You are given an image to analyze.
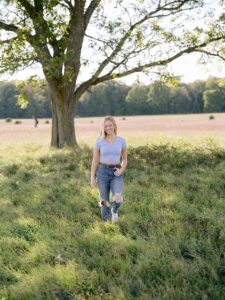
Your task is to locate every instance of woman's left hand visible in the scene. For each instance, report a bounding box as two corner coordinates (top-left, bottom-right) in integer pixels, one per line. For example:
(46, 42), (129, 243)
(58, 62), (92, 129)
(114, 168), (123, 176)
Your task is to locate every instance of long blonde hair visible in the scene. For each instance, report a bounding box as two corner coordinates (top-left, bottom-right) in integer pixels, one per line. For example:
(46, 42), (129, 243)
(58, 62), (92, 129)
(100, 116), (117, 138)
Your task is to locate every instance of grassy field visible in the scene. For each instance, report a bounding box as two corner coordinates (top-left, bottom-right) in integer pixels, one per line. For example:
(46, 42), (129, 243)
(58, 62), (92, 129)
(0, 114), (225, 299)
(1, 113), (225, 146)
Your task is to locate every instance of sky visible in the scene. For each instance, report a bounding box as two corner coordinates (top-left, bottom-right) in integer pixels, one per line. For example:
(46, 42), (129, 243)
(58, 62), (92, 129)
(167, 53), (225, 83)
(120, 53), (225, 85)
(1, 0), (224, 85)
(1, 47), (224, 86)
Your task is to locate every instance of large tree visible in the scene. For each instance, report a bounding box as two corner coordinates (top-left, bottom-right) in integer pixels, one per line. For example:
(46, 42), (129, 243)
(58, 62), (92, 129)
(0, 0), (224, 147)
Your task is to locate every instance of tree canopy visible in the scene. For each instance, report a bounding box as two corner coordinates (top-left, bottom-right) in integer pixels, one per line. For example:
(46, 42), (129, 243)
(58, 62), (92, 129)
(0, 0), (225, 147)
(1, 77), (225, 118)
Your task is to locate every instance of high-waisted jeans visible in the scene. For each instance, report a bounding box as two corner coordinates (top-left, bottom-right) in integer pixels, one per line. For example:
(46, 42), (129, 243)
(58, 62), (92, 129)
(96, 164), (123, 221)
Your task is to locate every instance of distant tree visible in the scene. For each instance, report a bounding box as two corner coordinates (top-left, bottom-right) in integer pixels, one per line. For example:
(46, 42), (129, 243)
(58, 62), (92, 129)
(203, 81), (225, 112)
(170, 85), (192, 114)
(19, 82), (51, 118)
(205, 77), (221, 90)
(78, 81), (130, 116)
(1, 0), (224, 147)
(0, 80), (51, 118)
(186, 80), (205, 113)
(125, 83), (150, 115)
(147, 81), (171, 114)
(203, 89), (224, 112)
(0, 82), (19, 118)
(2, 77), (225, 118)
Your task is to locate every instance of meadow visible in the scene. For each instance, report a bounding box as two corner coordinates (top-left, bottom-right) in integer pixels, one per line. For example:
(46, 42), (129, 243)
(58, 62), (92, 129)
(0, 114), (225, 299)
(1, 113), (225, 146)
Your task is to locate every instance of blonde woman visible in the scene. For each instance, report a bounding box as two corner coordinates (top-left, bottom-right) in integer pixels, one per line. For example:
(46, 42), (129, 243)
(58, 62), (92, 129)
(91, 116), (127, 223)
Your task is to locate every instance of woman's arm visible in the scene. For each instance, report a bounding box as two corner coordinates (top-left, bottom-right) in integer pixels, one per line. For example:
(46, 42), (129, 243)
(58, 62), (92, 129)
(114, 147), (127, 176)
(91, 148), (100, 188)
(121, 147), (127, 172)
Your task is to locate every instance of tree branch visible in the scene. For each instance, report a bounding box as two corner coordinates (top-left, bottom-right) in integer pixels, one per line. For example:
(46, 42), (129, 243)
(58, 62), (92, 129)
(195, 49), (225, 62)
(84, 33), (114, 51)
(96, 37), (225, 83)
(64, 0), (74, 12)
(0, 21), (18, 32)
(0, 53), (38, 74)
(87, 0), (200, 83)
(74, 36), (225, 99)
(17, 0), (35, 19)
(17, 0), (61, 61)
(63, 1), (86, 90)
(84, 0), (101, 30)
(0, 37), (18, 44)
(159, 0), (199, 11)
(34, 0), (44, 15)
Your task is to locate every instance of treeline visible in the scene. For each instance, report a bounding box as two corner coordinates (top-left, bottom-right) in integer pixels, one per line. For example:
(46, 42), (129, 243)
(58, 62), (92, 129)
(0, 81), (51, 118)
(0, 77), (225, 118)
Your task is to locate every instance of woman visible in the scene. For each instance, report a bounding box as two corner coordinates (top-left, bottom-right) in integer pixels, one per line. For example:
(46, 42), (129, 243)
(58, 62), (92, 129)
(91, 116), (127, 223)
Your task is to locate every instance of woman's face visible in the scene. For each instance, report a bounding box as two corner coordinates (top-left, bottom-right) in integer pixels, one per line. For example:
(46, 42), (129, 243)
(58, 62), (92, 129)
(104, 120), (115, 136)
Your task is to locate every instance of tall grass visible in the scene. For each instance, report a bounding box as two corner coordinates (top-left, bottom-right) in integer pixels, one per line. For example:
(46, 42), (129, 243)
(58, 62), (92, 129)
(0, 140), (225, 299)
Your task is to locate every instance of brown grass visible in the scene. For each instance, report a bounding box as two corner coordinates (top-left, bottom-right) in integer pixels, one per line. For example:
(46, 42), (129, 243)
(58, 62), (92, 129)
(1, 113), (225, 146)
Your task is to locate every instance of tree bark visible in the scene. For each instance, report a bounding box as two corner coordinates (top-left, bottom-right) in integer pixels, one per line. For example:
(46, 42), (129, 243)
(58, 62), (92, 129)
(50, 86), (77, 148)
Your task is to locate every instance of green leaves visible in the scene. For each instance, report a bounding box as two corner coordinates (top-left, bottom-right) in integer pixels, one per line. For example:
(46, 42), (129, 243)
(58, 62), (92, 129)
(16, 76), (48, 110)
(159, 72), (181, 88)
(135, 25), (143, 47)
(17, 93), (29, 109)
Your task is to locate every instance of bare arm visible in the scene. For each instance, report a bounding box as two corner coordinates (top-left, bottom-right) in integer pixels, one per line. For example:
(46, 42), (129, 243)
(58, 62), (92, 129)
(91, 148), (100, 188)
(114, 147), (128, 176)
(121, 147), (128, 172)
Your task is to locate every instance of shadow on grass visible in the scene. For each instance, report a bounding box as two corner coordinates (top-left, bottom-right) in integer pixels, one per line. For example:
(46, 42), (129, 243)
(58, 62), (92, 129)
(0, 143), (225, 299)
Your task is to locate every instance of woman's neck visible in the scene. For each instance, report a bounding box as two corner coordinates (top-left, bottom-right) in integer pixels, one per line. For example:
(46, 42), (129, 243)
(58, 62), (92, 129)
(105, 133), (116, 140)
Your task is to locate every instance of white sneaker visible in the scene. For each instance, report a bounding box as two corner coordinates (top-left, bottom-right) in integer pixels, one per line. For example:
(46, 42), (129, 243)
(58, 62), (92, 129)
(111, 208), (119, 223)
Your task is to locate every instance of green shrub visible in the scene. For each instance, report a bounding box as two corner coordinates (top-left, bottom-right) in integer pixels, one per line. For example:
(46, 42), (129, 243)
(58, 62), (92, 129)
(3, 163), (20, 176)
(0, 267), (18, 284)
(0, 237), (29, 266)
(14, 120), (22, 124)
(11, 219), (40, 243)
(5, 118), (12, 122)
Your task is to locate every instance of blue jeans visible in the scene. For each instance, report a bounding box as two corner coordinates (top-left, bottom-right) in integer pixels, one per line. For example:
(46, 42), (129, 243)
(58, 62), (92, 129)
(96, 165), (123, 221)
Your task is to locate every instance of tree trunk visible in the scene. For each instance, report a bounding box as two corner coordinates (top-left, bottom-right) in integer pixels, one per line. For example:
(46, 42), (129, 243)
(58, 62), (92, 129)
(50, 87), (77, 148)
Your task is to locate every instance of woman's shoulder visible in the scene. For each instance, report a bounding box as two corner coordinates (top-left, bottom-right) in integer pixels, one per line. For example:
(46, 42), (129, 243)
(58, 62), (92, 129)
(116, 136), (127, 146)
(117, 136), (126, 141)
(94, 137), (104, 148)
(95, 137), (104, 143)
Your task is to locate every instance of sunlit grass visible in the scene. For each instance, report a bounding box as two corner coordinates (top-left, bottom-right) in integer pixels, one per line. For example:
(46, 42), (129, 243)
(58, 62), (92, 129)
(0, 137), (225, 299)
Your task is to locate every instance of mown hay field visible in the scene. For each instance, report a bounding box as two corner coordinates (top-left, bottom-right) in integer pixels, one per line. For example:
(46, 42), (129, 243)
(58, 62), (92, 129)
(0, 114), (225, 299)
(1, 113), (225, 147)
